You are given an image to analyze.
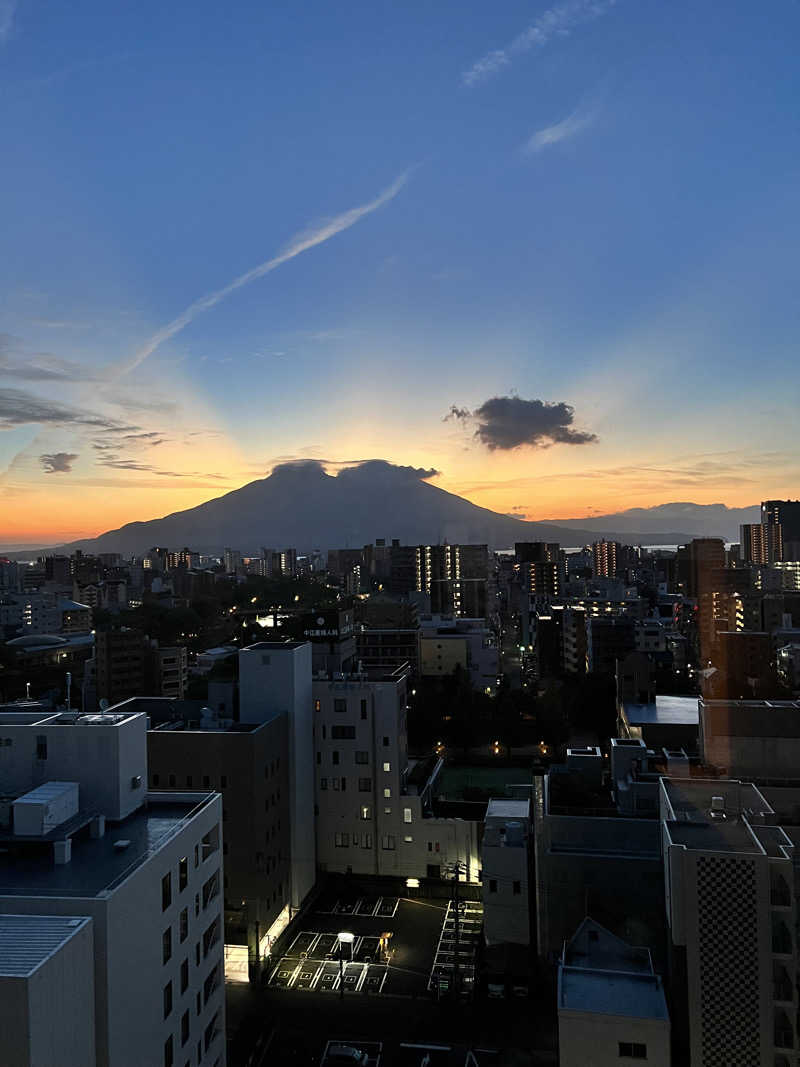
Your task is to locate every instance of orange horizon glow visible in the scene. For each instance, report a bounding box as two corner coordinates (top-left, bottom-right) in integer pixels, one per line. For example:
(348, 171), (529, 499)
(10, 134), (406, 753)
(0, 467), (773, 547)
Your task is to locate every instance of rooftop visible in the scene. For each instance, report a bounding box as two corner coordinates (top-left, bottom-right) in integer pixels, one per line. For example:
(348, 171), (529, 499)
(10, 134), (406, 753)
(560, 969), (670, 1020)
(623, 694), (699, 726)
(662, 778), (771, 854)
(559, 919), (667, 1020)
(486, 798), (530, 821)
(0, 793), (216, 899)
(699, 697), (800, 711)
(242, 640), (307, 651)
(0, 709), (142, 729)
(0, 914), (92, 977)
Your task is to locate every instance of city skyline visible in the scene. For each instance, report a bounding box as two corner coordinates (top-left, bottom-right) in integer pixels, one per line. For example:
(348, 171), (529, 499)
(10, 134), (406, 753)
(2, 0), (800, 543)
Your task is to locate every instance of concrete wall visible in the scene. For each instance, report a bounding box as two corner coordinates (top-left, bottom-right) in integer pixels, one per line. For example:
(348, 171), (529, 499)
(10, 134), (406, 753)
(482, 804), (531, 946)
(27, 919), (96, 1067)
(238, 643), (315, 911)
(0, 974), (33, 1067)
(147, 718), (291, 930)
(0, 712), (147, 820)
(663, 841), (777, 1067)
(104, 796), (225, 1067)
(533, 782), (664, 961)
(558, 1011), (670, 1067)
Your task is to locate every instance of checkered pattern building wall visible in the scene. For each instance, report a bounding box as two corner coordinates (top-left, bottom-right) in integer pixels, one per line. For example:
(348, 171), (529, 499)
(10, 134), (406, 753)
(696, 855), (761, 1066)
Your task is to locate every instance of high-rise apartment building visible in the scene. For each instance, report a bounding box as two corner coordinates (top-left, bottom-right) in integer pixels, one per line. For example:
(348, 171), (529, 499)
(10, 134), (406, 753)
(586, 616), (637, 675)
(741, 523), (783, 565)
(223, 548), (242, 575)
(676, 539), (726, 598)
(592, 540), (621, 579)
(515, 542), (565, 599)
(763, 500), (800, 562)
(383, 544), (488, 616)
(94, 630), (187, 706)
(95, 629), (150, 706)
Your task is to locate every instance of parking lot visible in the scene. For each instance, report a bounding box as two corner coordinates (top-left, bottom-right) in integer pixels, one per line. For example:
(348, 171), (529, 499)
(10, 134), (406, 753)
(268, 890), (450, 998)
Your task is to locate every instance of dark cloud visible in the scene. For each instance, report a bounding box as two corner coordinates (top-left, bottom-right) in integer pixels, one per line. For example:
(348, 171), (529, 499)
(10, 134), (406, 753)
(339, 459), (440, 481)
(0, 387), (126, 430)
(445, 405), (471, 421)
(40, 452), (79, 474)
(267, 458), (441, 482)
(97, 457), (226, 479)
(447, 396), (598, 450)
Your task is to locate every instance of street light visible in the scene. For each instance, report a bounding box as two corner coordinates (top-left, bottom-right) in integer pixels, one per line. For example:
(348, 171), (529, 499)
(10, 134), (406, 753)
(337, 931), (355, 999)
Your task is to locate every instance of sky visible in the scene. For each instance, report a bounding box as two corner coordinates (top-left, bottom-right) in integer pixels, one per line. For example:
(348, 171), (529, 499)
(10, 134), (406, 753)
(1, 0), (799, 545)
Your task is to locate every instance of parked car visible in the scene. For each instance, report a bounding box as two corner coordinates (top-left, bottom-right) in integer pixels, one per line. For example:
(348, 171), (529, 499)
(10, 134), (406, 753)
(322, 1044), (368, 1066)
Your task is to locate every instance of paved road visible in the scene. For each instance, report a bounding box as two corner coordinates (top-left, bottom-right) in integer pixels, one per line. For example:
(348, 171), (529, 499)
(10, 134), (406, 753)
(227, 983), (557, 1066)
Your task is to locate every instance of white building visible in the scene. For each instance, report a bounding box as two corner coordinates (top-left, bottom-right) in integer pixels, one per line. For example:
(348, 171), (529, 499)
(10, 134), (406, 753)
(312, 665), (480, 882)
(481, 798), (531, 947)
(0, 913), (96, 1067)
(0, 707), (226, 1067)
(558, 918), (670, 1067)
(660, 777), (797, 1066)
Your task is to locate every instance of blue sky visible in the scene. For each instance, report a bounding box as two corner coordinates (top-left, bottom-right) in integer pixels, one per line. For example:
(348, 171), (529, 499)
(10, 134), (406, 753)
(1, 0), (799, 542)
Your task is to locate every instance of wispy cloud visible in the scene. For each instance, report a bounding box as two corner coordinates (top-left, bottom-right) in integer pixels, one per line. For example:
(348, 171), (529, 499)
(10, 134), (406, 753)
(119, 171), (412, 375)
(462, 0), (618, 88)
(524, 101), (596, 154)
(0, 387), (133, 431)
(40, 452), (79, 474)
(0, 1), (17, 45)
(0, 333), (100, 383)
(96, 457), (227, 479)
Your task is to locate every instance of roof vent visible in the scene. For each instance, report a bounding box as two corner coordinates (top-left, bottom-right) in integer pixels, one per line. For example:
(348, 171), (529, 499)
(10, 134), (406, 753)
(113, 839), (131, 851)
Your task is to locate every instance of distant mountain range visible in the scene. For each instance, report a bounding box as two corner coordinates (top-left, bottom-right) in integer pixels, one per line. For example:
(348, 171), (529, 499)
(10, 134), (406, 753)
(2, 462), (759, 557)
(547, 502), (759, 541)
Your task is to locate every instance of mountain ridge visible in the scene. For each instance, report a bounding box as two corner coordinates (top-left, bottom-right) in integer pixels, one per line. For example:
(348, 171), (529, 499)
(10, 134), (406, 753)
(1, 461), (755, 557)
